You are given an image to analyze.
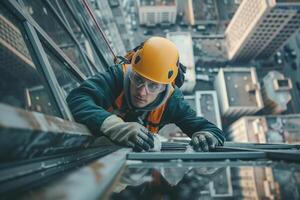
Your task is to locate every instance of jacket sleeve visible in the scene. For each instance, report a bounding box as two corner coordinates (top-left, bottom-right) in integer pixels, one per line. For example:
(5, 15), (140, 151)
(167, 89), (225, 144)
(66, 65), (123, 135)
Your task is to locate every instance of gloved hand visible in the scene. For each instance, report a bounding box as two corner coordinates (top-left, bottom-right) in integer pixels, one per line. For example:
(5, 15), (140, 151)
(190, 131), (220, 152)
(100, 115), (154, 151)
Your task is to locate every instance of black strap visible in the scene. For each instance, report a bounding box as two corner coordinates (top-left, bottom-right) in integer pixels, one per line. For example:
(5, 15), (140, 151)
(114, 56), (130, 64)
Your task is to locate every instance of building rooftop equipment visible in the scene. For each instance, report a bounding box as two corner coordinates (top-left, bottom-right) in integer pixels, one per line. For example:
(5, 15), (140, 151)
(214, 67), (264, 118)
(262, 71), (292, 114)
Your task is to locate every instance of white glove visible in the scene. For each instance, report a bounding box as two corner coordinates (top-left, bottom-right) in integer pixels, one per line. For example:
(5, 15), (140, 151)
(100, 115), (154, 151)
(191, 131), (220, 152)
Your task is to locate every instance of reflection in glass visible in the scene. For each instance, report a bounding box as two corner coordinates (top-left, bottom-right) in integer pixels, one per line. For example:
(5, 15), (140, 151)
(43, 47), (80, 97)
(110, 162), (300, 200)
(23, 0), (93, 77)
(53, 0), (105, 73)
(0, 4), (61, 117)
(70, 0), (115, 65)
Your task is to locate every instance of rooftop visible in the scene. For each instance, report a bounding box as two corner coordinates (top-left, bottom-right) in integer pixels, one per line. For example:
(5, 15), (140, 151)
(166, 32), (195, 68)
(223, 68), (260, 107)
(263, 70), (292, 111)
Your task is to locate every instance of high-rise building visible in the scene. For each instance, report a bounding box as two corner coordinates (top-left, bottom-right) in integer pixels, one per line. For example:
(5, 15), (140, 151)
(228, 114), (300, 143)
(94, 0), (127, 55)
(228, 114), (300, 200)
(137, 0), (177, 26)
(214, 67), (264, 119)
(166, 32), (196, 93)
(225, 0), (300, 62)
(230, 166), (279, 200)
(262, 71), (292, 114)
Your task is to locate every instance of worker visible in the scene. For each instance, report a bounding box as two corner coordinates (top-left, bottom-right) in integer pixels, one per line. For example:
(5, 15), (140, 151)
(66, 37), (225, 152)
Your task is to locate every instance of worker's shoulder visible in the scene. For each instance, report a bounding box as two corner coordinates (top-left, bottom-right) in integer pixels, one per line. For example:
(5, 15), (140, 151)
(167, 87), (184, 105)
(170, 87), (184, 99)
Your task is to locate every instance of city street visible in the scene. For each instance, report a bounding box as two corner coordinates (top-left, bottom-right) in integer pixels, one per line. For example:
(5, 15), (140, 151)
(282, 33), (300, 113)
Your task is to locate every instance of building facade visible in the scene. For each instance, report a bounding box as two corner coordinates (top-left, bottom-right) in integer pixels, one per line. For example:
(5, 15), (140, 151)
(166, 32), (196, 93)
(195, 91), (222, 129)
(262, 70), (292, 114)
(176, 0), (194, 25)
(214, 67), (264, 118)
(137, 0), (177, 26)
(227, 114), (300, 200)
(228, 114), (300, 143)
(225, 0), (300, 62)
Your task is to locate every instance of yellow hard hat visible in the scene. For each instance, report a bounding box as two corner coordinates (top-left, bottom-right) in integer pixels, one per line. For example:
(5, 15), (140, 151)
(131, 37), (179, 84)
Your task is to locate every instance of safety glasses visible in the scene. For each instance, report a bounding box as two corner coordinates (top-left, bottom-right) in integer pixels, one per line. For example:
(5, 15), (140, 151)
(129, 71), (166, 94)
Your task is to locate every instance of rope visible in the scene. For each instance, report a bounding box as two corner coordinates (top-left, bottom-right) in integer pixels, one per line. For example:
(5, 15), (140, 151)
(82, 0), (117, 60)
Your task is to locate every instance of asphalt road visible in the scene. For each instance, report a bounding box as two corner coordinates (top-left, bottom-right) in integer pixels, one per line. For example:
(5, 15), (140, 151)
(282, 32), (300, 113)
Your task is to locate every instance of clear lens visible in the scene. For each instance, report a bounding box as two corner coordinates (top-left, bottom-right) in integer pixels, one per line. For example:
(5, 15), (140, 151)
(129, 71), (166, 94)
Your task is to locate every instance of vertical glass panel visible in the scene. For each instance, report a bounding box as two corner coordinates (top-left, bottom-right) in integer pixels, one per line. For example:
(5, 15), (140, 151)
(53, 0), (105, 73)
(69, 0), (115, 65)
(22, 0), (94, 77)
(43, 46), (80, 98)
(109, 162), (300, 200)
(0, 4), (61, 117)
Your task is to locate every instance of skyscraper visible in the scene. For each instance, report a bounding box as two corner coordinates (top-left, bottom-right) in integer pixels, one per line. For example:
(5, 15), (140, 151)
(225, 0), (300, 62)
(137, 0), (177, 26)
(227, 114), (300, 143)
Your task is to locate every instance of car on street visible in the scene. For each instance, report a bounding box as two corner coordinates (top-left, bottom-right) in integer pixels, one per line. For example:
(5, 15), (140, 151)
(291, 62), (297, 70)
(143, 30), (153, 35)
(274, 51), (283, 65)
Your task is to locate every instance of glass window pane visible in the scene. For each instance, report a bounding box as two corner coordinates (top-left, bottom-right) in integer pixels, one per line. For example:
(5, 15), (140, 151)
(22, 0), (94, 77)
(70, 1), (115, 65)
(0, 4), (61, 117)
(54, 1), (105, 73)
(43, 46), (80, 98)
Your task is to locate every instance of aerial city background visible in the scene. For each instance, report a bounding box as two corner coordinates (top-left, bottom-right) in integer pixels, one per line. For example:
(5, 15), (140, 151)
(0, 0), (300, 199)
(98, 0), (300, 145)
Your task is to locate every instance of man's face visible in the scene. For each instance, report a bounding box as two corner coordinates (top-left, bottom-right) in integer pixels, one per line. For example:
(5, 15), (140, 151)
(129, 72), (165, 108)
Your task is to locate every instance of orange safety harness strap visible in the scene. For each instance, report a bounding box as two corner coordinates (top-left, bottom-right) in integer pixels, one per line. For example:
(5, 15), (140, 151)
(107, 64), (174, 133)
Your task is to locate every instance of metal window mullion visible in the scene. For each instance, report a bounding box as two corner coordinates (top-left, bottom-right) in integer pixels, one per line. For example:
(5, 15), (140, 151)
(84, 53), (100, 73)
(4, 0), (71, 120)
(23, 21), (73, 120)
(36, 30), (86, 82)
(127, 152), (267, 161)
(54, 0), (73, 31)
(80, 14), (113, 66)
(44, 0), (95, 76)
(66, 0), (111, 63)
(49, 0), (95, 71)
(8, 0), (86, 82)
(66, 0), (112, 68)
